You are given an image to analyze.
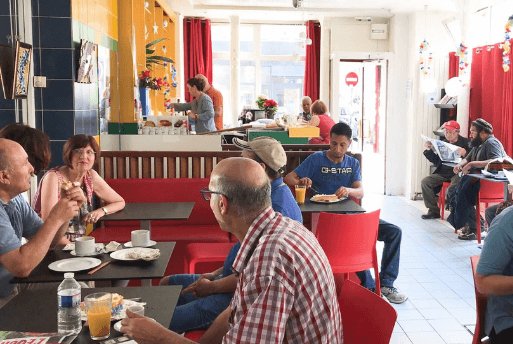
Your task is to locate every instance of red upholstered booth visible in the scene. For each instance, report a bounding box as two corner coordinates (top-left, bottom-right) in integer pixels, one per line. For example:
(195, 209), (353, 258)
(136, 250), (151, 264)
(91, 178), (231, 277)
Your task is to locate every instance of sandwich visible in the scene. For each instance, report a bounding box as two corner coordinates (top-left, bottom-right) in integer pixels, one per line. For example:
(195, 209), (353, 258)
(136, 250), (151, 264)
(311, 194), (339, 202)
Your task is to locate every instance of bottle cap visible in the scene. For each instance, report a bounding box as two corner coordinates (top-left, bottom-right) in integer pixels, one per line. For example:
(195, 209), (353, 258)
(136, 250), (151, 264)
(64, 273), (74, 279)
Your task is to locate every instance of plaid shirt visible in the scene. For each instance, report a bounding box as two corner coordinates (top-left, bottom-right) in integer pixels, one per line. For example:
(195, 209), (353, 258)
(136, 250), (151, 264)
(223, 208), (342, 344)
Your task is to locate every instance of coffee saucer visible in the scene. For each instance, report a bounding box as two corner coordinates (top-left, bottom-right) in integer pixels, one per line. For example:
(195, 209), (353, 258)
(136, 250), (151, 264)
(70, 250), (102, 257)
(124, 240), (157, 248)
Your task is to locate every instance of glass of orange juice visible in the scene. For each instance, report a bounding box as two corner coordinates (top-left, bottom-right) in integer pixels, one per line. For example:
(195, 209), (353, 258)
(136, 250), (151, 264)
(295, 185), (306, 204)
(85, 292), (112, 340)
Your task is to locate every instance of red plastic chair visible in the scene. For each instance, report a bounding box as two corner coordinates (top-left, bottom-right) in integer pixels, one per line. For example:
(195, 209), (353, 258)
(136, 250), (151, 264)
(338, 279), (397, 344)
(316, 210), (381, 296)
(476, 179), (504, 244)
(470, 255), (488, 344)
(184, 330), (206, 341)
(183, 243), (235, 274)
(438, 181), (451, 220)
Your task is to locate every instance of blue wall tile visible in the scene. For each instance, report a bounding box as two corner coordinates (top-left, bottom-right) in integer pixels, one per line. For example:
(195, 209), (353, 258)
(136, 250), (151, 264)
(38, 0), (70, 18)
(0, 96), (15, 110)
(41, 48), (73, 79)
(39, 17), (71, 49)
(42, 79), (73, 110)
(31, 17), (40, 47)
(32, 47), (41, 75)
(0, 2), (13, 16)
(49, 140), (65, 168)
(0, 110), (15, 129)
(34, 87), (42, 110)
(35, 110), (42, 130)
(31, 0), (38, 16)
(0, 15), (13, 45)
(43, 110), (74, 140)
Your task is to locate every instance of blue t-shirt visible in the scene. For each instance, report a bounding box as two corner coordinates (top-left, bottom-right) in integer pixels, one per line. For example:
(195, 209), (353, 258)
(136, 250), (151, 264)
(294, 151), (362, 194)
(221, 177), (303, 276)
(0, 195), (43, 297)
(476, 206), (513, 335)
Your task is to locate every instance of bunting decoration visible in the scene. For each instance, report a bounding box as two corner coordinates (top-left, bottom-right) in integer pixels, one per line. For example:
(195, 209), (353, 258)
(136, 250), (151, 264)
(419, 40), (432, 75)
(502, 15), (513, 72)
(457, 41), (469, 76)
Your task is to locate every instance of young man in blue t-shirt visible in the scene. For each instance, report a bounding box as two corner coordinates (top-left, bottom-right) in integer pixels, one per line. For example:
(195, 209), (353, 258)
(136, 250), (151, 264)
(284, 122), (407, 304)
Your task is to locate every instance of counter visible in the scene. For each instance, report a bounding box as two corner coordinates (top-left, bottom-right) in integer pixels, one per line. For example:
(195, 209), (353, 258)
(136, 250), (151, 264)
(99, 133), (223, 151)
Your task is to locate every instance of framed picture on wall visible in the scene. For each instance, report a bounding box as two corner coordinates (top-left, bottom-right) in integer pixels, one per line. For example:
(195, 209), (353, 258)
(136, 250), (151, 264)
(13, 41), (32, 99)
(0, 42), (14, 100)
(77, 39), (96, 83)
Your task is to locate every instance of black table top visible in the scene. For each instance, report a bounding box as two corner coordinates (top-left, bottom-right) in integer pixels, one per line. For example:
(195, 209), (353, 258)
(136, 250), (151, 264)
(0, 285), (181, 344)
(101, 202), (195, 221)
(468, 173), (509, 182)
(298, 198), (365, 214)
(12, 242), (175, 284)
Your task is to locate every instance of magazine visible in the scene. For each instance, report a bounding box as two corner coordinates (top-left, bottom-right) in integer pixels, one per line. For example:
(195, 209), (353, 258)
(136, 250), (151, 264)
(0, 331), (75, 344)
(421, 134), (462, 163)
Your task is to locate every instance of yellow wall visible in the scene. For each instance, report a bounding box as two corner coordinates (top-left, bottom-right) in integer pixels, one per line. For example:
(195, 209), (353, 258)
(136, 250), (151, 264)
(72, 0), (118, 42)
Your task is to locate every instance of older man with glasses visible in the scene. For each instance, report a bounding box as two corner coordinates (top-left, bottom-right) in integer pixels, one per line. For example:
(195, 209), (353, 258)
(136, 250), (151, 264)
(420, 120), (469, 219)
(157, 137), (302, 335)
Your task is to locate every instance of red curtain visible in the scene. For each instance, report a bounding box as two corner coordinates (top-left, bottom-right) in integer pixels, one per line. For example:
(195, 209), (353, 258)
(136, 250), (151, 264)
(448, 52), (459, 78)
(303, 21), (321, 102)
(469, 40), (513, 157)
(183, 18), (212, 102)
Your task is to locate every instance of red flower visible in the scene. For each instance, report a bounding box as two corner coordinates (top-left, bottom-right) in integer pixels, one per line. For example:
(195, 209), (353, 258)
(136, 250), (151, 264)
(264, 99), (277, 107)
(143, 70), (151, 78)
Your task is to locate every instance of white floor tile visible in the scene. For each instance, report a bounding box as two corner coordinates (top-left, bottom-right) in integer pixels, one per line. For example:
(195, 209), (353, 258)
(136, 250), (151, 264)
(389, 332), (413, 344)
(409, 298), (445, 310)
(407, 331), (446, 344)
(397, 309), (425, 321)
(398, 319), (434, 332)
(428, 318), (468, 332)
(393, 322), (404, 333)
(418, 307), (455, 320)
(437, 330), (474, 343)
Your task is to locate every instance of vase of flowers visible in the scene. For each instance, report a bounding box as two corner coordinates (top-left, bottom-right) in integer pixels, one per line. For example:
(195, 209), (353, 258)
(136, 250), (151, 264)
(139, 70), (164, 117)
(255, 95), (278, 119)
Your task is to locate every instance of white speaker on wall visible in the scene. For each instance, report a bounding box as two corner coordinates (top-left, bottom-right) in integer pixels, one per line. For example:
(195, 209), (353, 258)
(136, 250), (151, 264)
(370, 24), (388, 40)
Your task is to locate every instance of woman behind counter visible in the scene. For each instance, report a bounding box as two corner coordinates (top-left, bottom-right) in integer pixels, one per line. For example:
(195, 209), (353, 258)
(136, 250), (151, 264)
(171, 77), (216, 133)
(308, 100), (336, 144)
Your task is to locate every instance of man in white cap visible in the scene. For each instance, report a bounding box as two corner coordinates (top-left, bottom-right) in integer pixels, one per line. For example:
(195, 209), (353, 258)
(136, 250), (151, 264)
(421, 120), (469, 219)
(157, 136), (301, 334)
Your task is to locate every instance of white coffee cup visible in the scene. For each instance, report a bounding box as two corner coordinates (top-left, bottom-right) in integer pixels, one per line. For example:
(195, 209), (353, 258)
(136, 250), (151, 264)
(128, 305), (144, 316)
(131, 230), (150, 247)
(497, 171), (506, 178)
(75, 237), (96, 255)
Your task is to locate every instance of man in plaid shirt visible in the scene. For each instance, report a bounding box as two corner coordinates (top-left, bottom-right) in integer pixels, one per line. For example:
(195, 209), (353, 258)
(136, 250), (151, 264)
(121, 157), (342, 343)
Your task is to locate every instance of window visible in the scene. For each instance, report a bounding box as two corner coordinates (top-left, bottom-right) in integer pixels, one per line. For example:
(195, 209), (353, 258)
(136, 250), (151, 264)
(212, 23), (307, 125)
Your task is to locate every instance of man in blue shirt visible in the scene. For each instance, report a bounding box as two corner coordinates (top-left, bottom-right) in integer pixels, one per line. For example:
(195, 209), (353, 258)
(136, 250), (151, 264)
(284, 122), (407, 304)
(476, 205), (513, 344)
(0, 139), (80, 308)
(159, 136), (302, 333)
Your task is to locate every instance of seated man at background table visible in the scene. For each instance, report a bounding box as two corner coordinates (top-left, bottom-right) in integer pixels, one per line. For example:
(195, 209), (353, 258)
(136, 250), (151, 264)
(449, 118), (508, 240)
(158, 137), (302, 334)
(283, 122), (407, 304)
(476, 205), (513, 344)
(122, 158), (341, 344)
(0, 139), (81, 308)
(421, 120), (469, 219)
(299, 96), (312, 121)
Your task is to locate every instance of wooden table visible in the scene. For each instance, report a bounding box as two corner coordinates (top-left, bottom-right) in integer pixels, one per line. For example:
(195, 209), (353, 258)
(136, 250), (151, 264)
(101, 202), (195, 236)
(0, 285), (181, 344)
(468, 173), (511, 201)
(12, 242), (175, 287)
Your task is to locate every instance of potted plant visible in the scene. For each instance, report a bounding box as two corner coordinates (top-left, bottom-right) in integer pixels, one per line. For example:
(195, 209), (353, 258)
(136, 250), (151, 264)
(139, 70), (164, 117)
(146, 38), (174, 70)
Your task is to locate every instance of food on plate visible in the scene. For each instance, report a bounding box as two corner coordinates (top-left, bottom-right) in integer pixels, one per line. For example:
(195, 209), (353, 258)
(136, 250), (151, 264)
(174, 119), (184, 127)
(144, 121), (155, 127)
(125, 248), (161, 261)
(159, 119), (172, 127)
(311, 194), (339, 202)
(80, 293), (124, 313)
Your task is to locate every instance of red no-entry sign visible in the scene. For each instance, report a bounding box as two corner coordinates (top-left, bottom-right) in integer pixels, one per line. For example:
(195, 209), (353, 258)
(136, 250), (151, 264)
(345, 72), (359, 87)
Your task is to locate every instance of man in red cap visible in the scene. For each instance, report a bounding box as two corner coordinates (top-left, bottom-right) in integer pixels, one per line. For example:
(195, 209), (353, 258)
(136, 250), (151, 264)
(421, 120), (469, 219)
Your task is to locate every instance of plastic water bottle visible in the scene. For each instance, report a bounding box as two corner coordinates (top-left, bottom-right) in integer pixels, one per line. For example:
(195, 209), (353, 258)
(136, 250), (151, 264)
(57, 273), (82, 335)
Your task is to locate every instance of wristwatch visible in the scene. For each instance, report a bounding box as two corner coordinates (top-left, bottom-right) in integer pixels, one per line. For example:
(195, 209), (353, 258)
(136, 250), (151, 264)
(101, 207), (108, 215)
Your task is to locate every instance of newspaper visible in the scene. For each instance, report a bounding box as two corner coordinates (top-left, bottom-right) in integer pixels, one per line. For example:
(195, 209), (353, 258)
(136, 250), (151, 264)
(0, 331), (75, 344)
(421, 134), (462, 163)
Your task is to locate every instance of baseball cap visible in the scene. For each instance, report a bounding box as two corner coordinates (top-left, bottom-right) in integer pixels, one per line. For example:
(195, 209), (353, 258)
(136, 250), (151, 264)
(442, 120), (460, 131)
(233, 136), (287, 174)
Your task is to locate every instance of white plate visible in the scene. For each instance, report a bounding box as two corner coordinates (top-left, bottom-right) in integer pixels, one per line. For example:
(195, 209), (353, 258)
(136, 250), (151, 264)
(310, 196), (347, 204)
(48, 258), (102, 272)
(113, 320), (122, 332)
(124, 240), (157, 248)
(110, 248), (159, 261)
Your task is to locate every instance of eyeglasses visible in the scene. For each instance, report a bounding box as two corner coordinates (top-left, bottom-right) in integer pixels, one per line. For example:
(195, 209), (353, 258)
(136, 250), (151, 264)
(200, 187), (228, 201)
(445, 129), (458, 135)
(72, 148), (96, 156)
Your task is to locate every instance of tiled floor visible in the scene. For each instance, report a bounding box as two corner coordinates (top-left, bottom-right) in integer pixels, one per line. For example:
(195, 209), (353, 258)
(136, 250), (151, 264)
(365, 193), (480, 344)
